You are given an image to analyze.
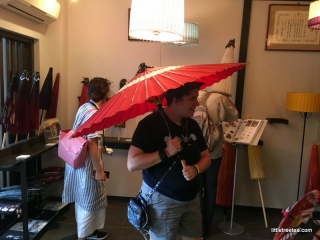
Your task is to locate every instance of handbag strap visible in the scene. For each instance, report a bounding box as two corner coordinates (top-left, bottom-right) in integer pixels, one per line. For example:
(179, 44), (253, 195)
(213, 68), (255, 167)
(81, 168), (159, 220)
(143, 108), (177, 199)
(76, 101), (99, 127)
(89, 100), (99, 110)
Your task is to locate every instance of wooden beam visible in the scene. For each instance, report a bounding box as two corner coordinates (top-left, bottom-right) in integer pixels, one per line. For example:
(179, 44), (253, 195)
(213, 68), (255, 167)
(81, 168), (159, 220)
(235, 0), (252, 118)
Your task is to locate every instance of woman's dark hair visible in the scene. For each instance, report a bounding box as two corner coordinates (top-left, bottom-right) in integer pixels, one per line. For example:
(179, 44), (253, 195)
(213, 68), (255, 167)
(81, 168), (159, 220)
(88, 77), (111, 102)
(165, 82), (203, 106)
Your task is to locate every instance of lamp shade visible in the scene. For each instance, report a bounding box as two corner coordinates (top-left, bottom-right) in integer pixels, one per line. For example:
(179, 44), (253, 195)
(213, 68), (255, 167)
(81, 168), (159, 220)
(308, 0), (320, 30)
(163, 22), (199, 47)
(129, 0), (184, 42)
(286, 92), (320, 113)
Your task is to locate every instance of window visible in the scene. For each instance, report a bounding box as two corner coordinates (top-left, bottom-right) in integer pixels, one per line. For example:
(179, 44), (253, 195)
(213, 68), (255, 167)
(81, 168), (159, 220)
(0, 30), (34, 147)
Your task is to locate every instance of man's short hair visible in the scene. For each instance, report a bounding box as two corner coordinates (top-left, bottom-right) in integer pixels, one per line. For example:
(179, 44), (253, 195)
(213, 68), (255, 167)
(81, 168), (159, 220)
(165, 82), (204, 105)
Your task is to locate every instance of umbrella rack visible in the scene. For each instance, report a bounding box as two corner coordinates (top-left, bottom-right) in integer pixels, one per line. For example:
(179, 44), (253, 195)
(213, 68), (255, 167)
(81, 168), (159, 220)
(218, 144), (245, 235)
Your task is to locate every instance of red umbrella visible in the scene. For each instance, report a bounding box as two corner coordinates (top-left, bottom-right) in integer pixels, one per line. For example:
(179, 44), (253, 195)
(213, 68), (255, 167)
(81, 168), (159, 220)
(72, 62), (246, 138)
(305, 144), (320, 194)
(29, 72), (40, 131)
(7, 70), (30, 135)
(274, 190), (320, 240)
(216, 142), (235, 206)
(45, 73), (60, 119)
(78, 77), (89, 108)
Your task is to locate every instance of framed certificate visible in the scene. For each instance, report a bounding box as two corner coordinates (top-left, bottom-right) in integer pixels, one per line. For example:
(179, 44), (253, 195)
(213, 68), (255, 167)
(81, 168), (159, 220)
(266, 4), (320, 51)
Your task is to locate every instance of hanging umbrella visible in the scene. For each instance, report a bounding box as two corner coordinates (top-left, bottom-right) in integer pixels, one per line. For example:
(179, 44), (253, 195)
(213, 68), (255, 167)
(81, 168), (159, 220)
(72, 62), (246, 138)
(78, 77), (89, 108)
(274, 190), (320, 240)
(39, 67), (53, 125)
(305, 144), (320, 194)
(208, 39), (235, 96)
(213, 39), (238, 207)
(7, 70), (30, 136)
(45, 73), (60, 119)
(0, 74), (18, 147)
(29, 72), (40, 132)
(216, 142), (235, 207)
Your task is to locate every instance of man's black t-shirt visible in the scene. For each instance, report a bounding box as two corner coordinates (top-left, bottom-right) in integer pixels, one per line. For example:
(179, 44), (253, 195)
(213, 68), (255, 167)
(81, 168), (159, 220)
(131, 110), (208, 201)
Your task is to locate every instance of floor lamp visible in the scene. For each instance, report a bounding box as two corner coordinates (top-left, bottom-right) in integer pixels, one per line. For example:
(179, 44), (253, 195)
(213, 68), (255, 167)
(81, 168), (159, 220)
(285, 92), (320, 201)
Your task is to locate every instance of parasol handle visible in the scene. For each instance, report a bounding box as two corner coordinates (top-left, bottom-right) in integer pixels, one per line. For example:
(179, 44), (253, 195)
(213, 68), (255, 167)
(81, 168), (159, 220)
(257, 179), (268, 228)
(181, 159), (187, 168)
(2, 133), (6, 149)
(117, 126), (121, 141)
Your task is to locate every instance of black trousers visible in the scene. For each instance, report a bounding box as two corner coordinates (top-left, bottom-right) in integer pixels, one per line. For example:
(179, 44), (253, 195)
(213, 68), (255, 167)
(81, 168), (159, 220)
(199, 157), (222, 234)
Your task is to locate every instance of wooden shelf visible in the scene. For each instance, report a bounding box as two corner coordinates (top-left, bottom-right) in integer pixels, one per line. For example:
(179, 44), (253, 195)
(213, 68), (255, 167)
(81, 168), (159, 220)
(0, 143), (57, 171)
(0, 135), (58, 239)
(104, 136), (131, 150)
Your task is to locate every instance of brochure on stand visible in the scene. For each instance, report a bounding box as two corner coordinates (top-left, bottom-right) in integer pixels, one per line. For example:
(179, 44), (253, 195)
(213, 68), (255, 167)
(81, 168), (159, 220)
(222, 119), (267, 145)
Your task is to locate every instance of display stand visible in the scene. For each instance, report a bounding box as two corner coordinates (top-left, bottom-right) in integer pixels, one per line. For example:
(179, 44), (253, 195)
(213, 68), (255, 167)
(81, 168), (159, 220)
(0, 137), (57, 240)
(218, 145), (245, 235)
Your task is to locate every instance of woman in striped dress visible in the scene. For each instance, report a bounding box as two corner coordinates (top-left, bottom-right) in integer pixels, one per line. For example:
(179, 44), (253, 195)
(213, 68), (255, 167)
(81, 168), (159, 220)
(62, 77), (111, 240)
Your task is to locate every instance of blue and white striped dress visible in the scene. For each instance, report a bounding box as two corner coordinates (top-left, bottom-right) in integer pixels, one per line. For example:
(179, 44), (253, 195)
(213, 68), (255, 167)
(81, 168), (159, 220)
(62, 101), (107, 212)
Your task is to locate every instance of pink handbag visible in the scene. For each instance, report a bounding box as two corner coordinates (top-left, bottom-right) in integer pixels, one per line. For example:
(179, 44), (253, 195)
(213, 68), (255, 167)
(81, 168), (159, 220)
(58, 129), (88, 169)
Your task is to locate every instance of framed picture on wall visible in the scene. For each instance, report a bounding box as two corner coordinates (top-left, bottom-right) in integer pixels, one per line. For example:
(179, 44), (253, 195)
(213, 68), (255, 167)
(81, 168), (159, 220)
(265, 4), (320, 51)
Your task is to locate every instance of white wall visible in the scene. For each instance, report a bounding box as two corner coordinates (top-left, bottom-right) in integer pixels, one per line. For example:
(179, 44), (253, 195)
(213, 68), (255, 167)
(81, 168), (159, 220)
(236, 0), (320, 209)
(66, 0), (243, 137)
(1, 0), (320, 209)
(64, 0), (244, 199)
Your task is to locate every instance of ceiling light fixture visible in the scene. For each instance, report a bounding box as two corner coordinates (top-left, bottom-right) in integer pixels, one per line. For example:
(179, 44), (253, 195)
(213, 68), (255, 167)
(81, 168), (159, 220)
(129, 0), (184, 42)
(163, 22), (199, 47)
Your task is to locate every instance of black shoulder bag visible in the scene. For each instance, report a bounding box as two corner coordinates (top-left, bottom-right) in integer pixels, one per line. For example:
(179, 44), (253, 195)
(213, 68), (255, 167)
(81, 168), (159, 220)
(127, 108), (176, 239)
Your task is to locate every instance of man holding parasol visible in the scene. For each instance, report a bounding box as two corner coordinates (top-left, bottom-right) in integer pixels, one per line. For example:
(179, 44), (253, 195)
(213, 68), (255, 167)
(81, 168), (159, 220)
(128, 82), (211, 240)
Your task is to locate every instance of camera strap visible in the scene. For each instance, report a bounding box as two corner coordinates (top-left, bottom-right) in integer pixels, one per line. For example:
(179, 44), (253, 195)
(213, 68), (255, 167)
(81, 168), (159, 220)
(143, 109), (177, 199)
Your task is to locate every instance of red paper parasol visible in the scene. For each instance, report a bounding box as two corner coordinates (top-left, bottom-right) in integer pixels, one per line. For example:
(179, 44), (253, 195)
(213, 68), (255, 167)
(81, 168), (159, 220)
(216, 142), (235, 206)
(29, 72), (40, 131)
(305, 144), (320, 194)
(7, 70), (30, 134)
(45, 73), (60, 119)
(72, 62), (246, 138)
(78, 77), (90, 108)
(274, 190), (320, 240)
(39, 67), (53, 125)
